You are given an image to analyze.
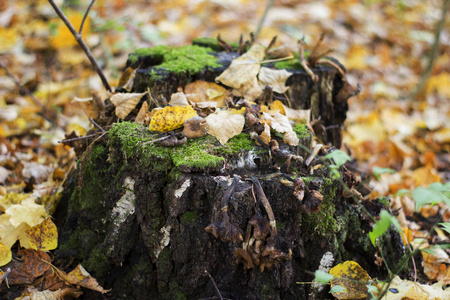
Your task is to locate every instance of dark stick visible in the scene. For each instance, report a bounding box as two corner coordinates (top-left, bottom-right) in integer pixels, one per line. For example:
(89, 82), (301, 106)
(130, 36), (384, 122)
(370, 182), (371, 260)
(79, 0), (96, 34)
(0, 61), (57, 123)
(204, 270), (223, 300)
(47, 0), (112, 92)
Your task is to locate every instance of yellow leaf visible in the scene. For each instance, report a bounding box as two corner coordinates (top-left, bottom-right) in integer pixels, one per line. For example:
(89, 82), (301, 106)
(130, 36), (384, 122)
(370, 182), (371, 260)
(149, 105), (197, 132)
(205, 110), (245, 145)
(380, 275), (450, 299)
(329, 261), (371, 299)
(269, 100), (286, 114)
(412, 165), (440, 187)
(0, 27), (18, 53)
(65, 264), (111, 293)
(426, 73), (450, 97)
(110, 91), (148, 119)
(5, 197), (48, 228)
(20, 218), (58, 251)
(51, 11), (91, 49)
(0, 242), (12, 266)
(185, 80), (227, 107)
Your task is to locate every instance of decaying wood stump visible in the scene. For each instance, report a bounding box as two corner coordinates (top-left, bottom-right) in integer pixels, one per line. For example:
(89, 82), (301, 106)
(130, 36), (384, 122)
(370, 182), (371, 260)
(54, 39), (403, 300)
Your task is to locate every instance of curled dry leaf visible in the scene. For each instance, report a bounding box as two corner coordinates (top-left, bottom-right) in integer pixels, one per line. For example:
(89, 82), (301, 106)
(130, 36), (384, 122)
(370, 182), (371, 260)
(260, 112), (299, 146)
(135, 101), (148, 125)
(182, 116), (209, 138)
(185, 80), (227, 107)
(169, 92), (190, 107)
(110, 91), (148, 119)
(205, 110), (245, 145)
(116, 67), (136, 92)
(258, 67), (292, 94)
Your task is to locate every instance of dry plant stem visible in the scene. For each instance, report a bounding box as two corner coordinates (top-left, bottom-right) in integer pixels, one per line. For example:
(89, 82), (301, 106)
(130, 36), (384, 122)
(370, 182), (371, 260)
(204, 270), (223, 300)
(90, 117), (106, 133)
(305, 143), (323, 166)
(0, 61), (57, 123)
(255, 0), (275, 39)
(298, 41), (318, 82)
(58, 133), (97, 143)
(47, 0), (112, 92)
(79, 0), (96, 34)
(250, 176), (276, 233)
(317, 59), (346, 81)
(411, 0), (449, 100)
(142, 135), (171, 146)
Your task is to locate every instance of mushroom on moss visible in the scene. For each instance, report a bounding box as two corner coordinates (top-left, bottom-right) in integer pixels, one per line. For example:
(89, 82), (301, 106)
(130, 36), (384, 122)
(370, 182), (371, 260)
(182, 116), (209, 139)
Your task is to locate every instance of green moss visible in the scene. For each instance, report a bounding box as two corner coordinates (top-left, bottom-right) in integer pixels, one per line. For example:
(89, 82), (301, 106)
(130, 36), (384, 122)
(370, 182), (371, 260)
(292, 122), (310, 138)
(180, 211), (198, 223)
(129, 45), (220, 75)
(84, 247), (110, 278)
(302, 177), (340, 237)
(108, 122), (257, 174)
(128, 45), (170, 65)
(274, 50), (309, 70)
(192, 37), (240, 52)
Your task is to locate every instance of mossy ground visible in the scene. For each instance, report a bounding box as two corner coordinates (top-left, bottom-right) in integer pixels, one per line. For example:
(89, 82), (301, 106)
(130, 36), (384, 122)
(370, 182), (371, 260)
(128, 45), (220, 76)
(274, 50), (310, 70)
(108, 121), (255, 174)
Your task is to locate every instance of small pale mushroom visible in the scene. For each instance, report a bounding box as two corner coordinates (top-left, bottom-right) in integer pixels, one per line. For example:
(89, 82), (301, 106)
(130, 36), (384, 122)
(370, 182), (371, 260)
(182, 116), (208, 138)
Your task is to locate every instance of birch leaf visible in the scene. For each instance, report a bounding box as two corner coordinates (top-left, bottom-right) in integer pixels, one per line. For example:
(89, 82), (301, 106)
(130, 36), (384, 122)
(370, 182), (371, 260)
(206, 110), (245, 145)
(149, 105), (197, 132)
(110, 91), (148, 119)
(258, 67), (293, 93)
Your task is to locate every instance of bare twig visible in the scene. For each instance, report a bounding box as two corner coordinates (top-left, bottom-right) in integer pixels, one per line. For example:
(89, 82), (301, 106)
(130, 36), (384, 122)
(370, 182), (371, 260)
(90, 117), (106, 133)
(204, 270), (223, 300)
(298, 40), (318, 82)
(410, 0), (449, 100)
(47, 0), (112, 92)
(79, 0), (96, 34)
(142, 135), (171, 146)
(255, 0), (275, 39)
(0, 61), (57, 123)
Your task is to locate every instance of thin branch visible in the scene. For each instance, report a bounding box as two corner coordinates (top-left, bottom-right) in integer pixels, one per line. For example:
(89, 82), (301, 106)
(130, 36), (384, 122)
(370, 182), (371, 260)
(79, 0), (96, 34)
(255, 0), (275, 40)
(410, 0), (449, 100)
(0, 61), (57, 123)
(47, 0), (112, 92)
(204, 270), (223, 300)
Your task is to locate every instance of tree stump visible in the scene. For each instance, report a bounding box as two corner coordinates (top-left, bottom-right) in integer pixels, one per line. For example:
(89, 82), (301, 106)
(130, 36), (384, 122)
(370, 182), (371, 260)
(54, 39), (402, 300)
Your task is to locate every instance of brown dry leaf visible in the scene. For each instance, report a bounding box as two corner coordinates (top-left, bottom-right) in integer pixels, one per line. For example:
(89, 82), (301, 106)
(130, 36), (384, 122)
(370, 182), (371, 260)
(169, 92), (190, 107)
(149, 105), (197, 132)
(57, 264), (111, 294)
(185, 80), (227, 106)
(205, 110), (245, 145)
(4, 248), (51, 285)
(258, 67), (292, 93)
(135, 101), (148, 125)
(19, 217), (58, 251)
(117, 67), (136, 92)
(259, 122), (271, 145)
(412, 164), (441, 187)
(329, 260), (371, 299)
(72, 96), (102, 119)
(216, 44), (265, 100)
(260, 112), (299, 146)
(15, 287), (82, 300)
(379, 275), (450, 300)
(421, 248), (450, 284)
(110, 91), (148, 119)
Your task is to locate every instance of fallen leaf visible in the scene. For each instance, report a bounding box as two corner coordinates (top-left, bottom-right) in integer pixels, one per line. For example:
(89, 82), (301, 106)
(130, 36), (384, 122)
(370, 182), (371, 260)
(4, 248), (51, 285)
(110, 91), (148, 119)
(116, 67), (136, 92)
(0, 242), (12, 266)
(149, 105), (197, 132)
(421, 247), (450, 284)
(56, 264), (111, 294)
(185, 80), (227, 106)
(135, 101), (148, 125)
(329, 261), (371, 299)
(205, 110), (245, 144)
(216, 44), (265, 100)
(22, 162), (54, 184)
(169, 92), (190, 107)
(258, 67), (292, 93)
(20, 218), (58, 251)
(379, 275), (450, 300)
(260, 112), (299, 146)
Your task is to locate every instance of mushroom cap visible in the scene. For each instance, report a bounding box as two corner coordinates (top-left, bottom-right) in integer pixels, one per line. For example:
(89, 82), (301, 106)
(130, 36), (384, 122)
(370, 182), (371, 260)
(182, 116), (208, 138)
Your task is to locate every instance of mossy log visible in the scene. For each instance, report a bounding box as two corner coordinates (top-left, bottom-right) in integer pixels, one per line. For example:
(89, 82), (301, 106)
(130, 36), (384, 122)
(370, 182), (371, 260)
(54, 121), (404, 300)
